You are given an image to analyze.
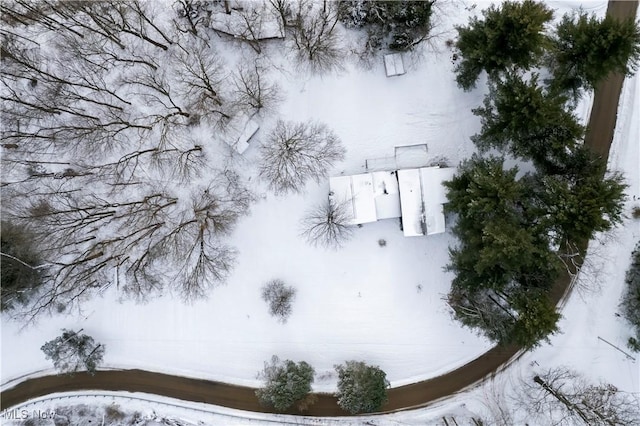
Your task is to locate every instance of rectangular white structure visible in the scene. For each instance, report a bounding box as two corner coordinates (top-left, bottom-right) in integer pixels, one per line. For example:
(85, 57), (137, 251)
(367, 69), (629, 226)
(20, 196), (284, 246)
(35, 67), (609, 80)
(329, 167), (454, 236)
(329, 172), (402, 225)
(329, 174), (376, 225)
(397, 167), (456, 236)
(419, 166), (455, 235)
(397, 169), (425, 236)
(371, 171), (402, 220)
(384, 53), (406, 77)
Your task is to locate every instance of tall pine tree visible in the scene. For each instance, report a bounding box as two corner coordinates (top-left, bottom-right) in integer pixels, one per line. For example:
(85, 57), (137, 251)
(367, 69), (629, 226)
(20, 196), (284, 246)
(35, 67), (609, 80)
(548, 11), (640, 98)
(472, 73), (584, 173)
(454, 0), (553, 90)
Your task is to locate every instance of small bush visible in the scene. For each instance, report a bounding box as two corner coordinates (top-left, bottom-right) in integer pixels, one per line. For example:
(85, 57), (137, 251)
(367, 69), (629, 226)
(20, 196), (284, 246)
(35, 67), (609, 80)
(377, 239), (387, 247)
(261, 279), (296, 323)
(632, 206), (640, 219)
(628, 336), (640, 352)
(104, 405), (126, 422)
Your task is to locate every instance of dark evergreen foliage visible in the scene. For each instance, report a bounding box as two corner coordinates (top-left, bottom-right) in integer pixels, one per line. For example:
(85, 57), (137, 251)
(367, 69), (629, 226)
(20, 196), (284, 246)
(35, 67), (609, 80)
(529, 158), (626, 245)
(335, 360), (389, 414)
(472, 73), (584, 173)
(338, 1), (435, 51)
(548, 11), (640, 98)
(1, 220), (45, 312)
(444, 156), (561, 348)
(454, 0), (553, 90)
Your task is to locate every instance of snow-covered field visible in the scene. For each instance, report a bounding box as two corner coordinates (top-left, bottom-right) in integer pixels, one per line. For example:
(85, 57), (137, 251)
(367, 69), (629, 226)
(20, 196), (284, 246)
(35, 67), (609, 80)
(4, 1), (638, 424)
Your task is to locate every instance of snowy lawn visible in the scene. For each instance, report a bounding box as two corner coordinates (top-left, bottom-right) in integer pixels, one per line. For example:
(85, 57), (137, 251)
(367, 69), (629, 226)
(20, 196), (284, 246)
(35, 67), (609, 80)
(2, 0), (624, 407)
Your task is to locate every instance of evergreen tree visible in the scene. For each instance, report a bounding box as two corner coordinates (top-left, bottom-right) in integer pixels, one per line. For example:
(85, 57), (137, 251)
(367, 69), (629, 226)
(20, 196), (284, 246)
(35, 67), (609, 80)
(41, 329), (105, 375)
(530, 156), (627, 245)
(472, 73), (584, 172)
(338, 1), (435, 51)
(256, 356), (315, 412)
(454, 0), (553, 90)
(548, 11), (640, 98)
(335, 360), (389, 414)
(444, 156), (562, 347)
(448, 286), (560, 348)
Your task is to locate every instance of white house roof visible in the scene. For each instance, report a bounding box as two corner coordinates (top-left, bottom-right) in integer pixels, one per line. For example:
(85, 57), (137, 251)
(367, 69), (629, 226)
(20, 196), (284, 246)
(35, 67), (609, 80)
(329, 167), (454, 235)
(397, 169), (424, 236)
(371, 171), (402, 220)
(329, 172), (402, 225)
(397, 167), (456, 236)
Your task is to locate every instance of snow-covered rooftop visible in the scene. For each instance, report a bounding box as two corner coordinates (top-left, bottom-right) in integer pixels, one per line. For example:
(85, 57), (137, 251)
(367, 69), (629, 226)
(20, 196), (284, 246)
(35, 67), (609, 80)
(330, 167), (454, 235)
(397, 167), (456, 237)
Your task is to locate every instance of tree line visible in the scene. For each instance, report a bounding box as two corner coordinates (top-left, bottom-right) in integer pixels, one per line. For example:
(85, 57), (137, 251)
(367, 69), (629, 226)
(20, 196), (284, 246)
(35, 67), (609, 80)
(445, 0), (639, 348)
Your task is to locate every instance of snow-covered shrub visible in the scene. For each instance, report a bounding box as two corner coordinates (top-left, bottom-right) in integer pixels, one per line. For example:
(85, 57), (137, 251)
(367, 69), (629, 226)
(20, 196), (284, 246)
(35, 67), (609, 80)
(41, 329), (105, 375)
(256, 355), (316, 411)
(335, 360), (389, 414)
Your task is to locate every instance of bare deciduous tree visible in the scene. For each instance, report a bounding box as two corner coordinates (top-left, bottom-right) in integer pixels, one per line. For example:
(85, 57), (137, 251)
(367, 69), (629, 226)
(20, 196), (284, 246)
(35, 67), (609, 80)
(290, 0), (343, 73)
(258, 120), (345, 195)
(172, 40), (231, 121)
(261, 279), (296, 323)
(300, 198), (353, 249)
(232, 58), (282, 113)
(518, 367), (640, 426)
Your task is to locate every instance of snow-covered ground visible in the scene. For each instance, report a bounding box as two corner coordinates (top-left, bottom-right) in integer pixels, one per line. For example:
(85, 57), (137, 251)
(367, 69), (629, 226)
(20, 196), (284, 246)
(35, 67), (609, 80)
(5, 1), (637, 425)
(1, 0), (491, 391)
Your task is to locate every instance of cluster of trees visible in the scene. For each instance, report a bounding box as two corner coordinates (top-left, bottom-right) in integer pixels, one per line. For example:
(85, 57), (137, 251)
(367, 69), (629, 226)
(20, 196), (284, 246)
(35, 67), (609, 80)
(479, 366), (640, 425)
(620, 242), (640, 351)
(338, 1), (435, 52)
(445, 0), (634, 347)
(454, 0), (640, 97)
(0, 0), (346, 323)
(256, 357), (389, 414)
(0, 0), (351, 323)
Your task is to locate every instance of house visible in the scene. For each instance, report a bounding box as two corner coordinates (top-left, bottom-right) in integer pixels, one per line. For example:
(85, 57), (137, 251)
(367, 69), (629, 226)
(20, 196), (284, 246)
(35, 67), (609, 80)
(329, 171), (402, 225)
(329, 166), (455, 236)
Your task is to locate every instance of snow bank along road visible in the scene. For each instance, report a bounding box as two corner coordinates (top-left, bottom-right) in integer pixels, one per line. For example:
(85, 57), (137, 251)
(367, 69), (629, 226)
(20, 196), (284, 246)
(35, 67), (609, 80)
(1, 0), (637, 417)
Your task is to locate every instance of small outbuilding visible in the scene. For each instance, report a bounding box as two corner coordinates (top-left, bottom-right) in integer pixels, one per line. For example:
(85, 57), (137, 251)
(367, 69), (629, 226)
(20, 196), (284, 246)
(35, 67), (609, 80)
(384, 53), (406, 77)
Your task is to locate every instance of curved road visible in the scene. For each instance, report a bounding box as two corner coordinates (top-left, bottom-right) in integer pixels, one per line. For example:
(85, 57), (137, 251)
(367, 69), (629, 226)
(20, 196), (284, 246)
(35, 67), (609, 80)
(1, 0), (637, 417)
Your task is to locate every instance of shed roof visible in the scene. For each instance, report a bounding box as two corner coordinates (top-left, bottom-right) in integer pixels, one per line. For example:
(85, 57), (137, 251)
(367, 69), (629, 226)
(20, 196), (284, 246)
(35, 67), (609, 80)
(384, 53), (406, 77)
